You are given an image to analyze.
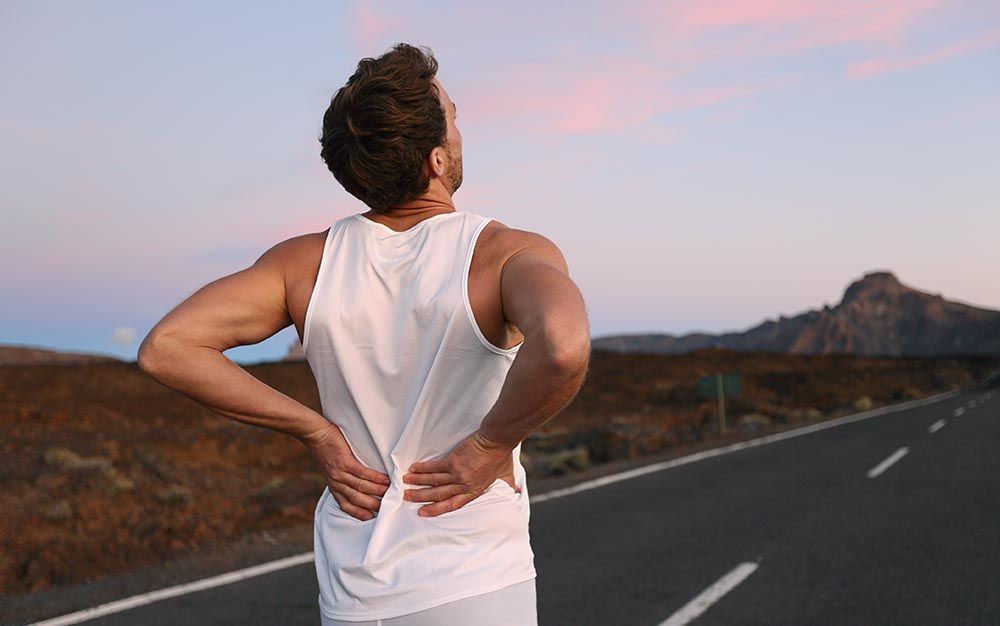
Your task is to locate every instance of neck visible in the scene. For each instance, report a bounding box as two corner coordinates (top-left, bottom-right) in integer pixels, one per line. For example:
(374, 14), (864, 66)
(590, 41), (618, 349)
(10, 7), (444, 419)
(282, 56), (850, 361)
(371, 182), (456, 219)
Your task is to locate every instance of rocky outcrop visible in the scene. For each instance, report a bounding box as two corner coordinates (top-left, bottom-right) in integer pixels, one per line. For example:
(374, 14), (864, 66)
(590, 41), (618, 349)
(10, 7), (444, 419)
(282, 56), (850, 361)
(593, 271), (1000, 357)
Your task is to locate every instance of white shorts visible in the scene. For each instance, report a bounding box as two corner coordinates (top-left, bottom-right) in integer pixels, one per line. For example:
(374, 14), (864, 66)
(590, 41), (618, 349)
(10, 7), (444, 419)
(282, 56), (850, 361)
(320, 578), (538, 626)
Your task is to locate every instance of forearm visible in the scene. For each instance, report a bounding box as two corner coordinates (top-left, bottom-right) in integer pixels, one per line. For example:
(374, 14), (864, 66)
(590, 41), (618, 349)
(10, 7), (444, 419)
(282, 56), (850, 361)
(476, 331), (590, 449)
(138, 337), (329, 443)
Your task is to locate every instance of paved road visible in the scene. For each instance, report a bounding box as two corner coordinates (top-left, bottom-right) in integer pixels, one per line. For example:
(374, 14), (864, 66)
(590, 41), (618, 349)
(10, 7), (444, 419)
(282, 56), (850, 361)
(16, 386), (998, 625)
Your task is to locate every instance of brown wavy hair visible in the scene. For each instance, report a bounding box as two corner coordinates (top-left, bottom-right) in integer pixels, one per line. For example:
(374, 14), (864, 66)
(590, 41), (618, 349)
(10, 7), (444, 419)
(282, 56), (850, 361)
(319, 43), (447, 212)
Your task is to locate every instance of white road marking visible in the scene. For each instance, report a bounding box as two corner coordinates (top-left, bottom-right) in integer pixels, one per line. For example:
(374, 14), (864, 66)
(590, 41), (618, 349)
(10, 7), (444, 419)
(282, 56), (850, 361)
(867, 447), (910, 478)
(31, 389), (958, 625)
(968, 400), (976, 408)
(657, 561), (760, 626)
(954, 407), (966, 417)
(531, 390), (956, 503)
(27, 553), (316, 626)
(928, 419), (946, 433)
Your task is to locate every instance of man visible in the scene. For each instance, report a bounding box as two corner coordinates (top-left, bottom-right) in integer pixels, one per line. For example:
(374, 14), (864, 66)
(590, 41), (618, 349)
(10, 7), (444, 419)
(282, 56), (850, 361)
(139, 42), (590, 625)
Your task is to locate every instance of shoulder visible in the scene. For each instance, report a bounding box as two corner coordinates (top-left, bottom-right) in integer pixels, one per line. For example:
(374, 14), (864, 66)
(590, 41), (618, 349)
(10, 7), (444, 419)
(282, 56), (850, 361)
(261, 229), (329, 263)
(480, 218), (568, 273)
(253, 228), (331, 284)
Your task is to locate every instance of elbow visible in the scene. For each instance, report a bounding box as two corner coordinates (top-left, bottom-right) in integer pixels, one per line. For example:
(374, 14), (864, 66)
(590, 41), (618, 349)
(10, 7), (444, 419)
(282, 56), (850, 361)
(546, 327), (591, 375)
(136, 329), (174, 376)
(136, 336), (160, 376)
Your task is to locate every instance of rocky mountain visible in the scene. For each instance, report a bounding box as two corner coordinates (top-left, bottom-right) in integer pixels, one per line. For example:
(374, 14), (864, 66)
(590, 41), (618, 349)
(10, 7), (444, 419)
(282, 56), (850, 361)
(593, 271), (1000, 357)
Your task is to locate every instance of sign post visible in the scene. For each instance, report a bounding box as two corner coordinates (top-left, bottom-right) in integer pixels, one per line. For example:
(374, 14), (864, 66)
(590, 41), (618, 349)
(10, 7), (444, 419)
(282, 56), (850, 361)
(716, 373), (727, 434)
(697, 373), (742, 435)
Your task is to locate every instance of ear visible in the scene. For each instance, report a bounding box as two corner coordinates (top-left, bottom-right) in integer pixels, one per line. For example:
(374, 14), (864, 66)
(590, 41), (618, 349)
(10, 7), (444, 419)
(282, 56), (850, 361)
(428, 145), (448, 178)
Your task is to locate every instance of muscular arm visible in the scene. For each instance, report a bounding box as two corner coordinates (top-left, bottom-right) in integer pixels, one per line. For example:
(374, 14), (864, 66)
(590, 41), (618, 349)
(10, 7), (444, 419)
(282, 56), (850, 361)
(136, 235), (331, 443)
(138, 234), (391, 519)
(475, 231), (592, 449)
(400, 228), (590, 516)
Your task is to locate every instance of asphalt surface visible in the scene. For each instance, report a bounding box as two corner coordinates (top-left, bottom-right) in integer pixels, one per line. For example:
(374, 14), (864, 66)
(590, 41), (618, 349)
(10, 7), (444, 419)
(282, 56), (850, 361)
(11, 386), (998, 625)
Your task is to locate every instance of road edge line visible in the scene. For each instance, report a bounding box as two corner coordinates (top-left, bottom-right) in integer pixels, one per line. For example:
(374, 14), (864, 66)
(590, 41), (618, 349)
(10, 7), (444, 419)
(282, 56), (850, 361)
(27, 553), (316, 626)
(529, 389), (958, 504)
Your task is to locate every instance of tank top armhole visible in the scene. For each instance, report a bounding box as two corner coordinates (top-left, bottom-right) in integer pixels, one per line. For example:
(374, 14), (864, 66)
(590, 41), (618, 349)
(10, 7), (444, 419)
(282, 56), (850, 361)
(462, 217), (523, 356)
(301, 224), (337, 353)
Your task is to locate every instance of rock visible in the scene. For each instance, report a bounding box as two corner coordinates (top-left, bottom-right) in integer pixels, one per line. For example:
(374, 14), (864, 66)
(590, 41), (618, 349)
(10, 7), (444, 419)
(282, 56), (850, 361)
(737, 413), (772, 432)
(44, 499), (73, 522)
(42, 448), (79, 467)
(804, 407), (823, 420)
(42, 447), (112, 472)
(854, 396), (873, 412)
(256, 477), (286, 499)
(537, 445), (591, 475)
(563, 446), (590, 472)
(135, 448), (174, 482)
(155, 484), (192, 506)
(101, 466), (135, 493)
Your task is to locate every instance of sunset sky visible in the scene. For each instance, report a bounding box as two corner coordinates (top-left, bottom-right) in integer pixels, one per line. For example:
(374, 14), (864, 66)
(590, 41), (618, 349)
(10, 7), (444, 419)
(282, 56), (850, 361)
(2, 1), (998, 364)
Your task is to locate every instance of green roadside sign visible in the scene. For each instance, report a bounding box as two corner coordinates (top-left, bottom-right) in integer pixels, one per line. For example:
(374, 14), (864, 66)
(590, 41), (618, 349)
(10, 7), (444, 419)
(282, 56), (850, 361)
(698, 372), (741, 398)
(697, 373), (742, 435)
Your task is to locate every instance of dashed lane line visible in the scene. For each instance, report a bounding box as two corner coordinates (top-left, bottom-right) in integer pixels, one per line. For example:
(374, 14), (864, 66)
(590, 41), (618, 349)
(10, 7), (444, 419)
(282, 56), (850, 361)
(867, 447), (910, 479)
(657, 561), (760, 626)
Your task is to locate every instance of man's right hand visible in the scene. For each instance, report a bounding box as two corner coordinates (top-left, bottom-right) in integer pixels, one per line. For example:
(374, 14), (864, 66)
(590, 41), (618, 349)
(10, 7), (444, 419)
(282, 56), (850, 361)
(402, 430), (520, 517)
(301, 421), (391, 521)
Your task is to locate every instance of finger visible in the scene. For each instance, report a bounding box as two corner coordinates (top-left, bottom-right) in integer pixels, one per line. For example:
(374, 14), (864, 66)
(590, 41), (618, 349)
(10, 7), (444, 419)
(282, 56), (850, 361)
(402, 471), (453, 487)
(333, 481), (383, 513)
(404, 484), (466, 503)
(417, 492), (477, 517)
(354, 465), (392, 486)
(341, 470), (390, 496)
(331, 492), (375, 521)
(408, 459), (450, 474)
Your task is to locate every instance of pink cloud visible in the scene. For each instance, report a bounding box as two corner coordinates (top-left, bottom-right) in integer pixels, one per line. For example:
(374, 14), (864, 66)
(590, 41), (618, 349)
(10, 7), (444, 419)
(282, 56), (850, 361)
(847, 26), (1000, 77)
(672, 0), (938, 36)
(340, 0), (976, 141)
(638, 0), (944, 64)
(349, 2), (392, 56)
(459, 54), (667, 136)
(461, 50), (798, 139)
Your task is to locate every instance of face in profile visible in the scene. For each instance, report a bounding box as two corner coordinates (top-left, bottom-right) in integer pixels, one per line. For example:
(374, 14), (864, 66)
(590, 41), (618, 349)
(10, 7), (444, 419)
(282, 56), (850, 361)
(433, 77), (463, 195)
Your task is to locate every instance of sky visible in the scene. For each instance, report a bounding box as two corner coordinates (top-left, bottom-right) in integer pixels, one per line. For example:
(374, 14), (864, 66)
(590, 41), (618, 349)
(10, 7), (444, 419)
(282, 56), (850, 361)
(1, 0), (998, 365)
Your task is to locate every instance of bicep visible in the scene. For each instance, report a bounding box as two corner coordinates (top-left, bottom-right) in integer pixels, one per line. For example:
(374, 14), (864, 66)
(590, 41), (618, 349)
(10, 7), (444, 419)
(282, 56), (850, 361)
(144, 246), (292, 352)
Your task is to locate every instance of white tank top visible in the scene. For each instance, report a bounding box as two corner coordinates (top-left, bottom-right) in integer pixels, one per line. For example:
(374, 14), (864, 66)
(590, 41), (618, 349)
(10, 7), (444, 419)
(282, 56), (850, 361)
(303, 210), (537, 621)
